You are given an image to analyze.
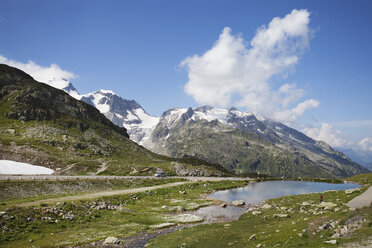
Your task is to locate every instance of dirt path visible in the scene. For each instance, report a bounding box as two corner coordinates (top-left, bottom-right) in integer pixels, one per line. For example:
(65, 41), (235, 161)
(347, 186), (372, 209)
(17, 181), (192, 207)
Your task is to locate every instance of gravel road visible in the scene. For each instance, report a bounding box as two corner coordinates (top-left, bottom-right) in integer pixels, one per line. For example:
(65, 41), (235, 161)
(0, 175), (247, 182)
(347, 186), (372, 209)
(11, 176), (248, 207)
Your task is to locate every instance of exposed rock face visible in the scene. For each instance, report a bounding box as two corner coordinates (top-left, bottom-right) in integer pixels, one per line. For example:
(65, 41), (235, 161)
(232, 200), (245, 206)
(172, 163), (223, 177)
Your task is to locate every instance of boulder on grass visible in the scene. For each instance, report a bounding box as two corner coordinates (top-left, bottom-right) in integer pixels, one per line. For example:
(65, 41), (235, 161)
(103, 236), (120, 245)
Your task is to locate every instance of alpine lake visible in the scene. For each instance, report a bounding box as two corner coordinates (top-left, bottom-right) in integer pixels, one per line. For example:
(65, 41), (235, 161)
(207, 180), (361, 204)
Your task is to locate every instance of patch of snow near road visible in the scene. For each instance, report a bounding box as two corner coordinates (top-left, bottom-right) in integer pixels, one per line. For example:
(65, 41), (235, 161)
(0, 160), (54, 175)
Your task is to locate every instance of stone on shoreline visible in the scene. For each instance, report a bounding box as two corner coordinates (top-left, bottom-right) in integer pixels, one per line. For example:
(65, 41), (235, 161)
(345, 188), (360, 194)
(232, 200), (245, 206)
(219, 203), (227, 208)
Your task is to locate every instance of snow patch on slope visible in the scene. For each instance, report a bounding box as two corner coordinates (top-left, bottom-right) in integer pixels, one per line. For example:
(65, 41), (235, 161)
(0, 160), (54, 175)
(192, 107), (229, 124)
(134, 109), (159, 129)
(124, 108), (160, 145)
(93, 94), (110, 113)
(163, 108), (188, 127)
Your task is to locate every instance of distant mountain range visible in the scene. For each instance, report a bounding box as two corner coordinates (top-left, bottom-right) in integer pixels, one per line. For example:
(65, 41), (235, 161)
(45, 76), (368, 178)
(336, 148), (372, 171)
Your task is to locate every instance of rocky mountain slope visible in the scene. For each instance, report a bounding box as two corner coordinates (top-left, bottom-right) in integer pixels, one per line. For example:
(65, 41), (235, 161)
(42, 78), (159, 145)
(0, 64), (226, 176)
(34, 66), (368, 178)
(337, 148), (372, 170)
(143, 106), (367, 178)
(79, 90), (159, 145)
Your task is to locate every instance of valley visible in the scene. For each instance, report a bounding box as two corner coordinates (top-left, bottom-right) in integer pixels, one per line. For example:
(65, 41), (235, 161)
(1, 3), (371, 248)
(0, 173), (371, 247)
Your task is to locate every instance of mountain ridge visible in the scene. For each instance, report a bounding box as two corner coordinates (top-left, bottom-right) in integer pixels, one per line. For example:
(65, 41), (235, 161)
(0, 64), (226, 176)
(17, 64), (368, 178)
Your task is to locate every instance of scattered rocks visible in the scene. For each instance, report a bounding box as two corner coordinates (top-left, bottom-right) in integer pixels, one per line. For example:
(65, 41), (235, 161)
(319, 221), (338, 231)
(301, 201), (310, 206)
(232, 200), (245, 206)
(179, 191), (186, 194)
(103, 236), (120, 245)
(331, 215), (365, 238)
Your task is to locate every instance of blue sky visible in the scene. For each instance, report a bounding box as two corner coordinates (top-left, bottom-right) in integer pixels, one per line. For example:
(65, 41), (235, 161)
(0, 0), (371, 150)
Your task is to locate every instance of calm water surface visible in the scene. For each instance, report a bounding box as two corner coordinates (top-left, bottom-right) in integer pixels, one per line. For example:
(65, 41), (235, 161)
(207, 180), (360, 204)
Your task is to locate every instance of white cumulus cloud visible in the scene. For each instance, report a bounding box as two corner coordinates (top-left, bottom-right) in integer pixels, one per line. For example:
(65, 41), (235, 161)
(0, 55), (76, 90)
(358, 137), (372, 152)
(181, 9), (319, 125)
(301, 123), (349, 147)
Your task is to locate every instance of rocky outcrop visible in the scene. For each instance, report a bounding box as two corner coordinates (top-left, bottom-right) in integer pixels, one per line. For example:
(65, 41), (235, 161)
(172, 163), (224, 177)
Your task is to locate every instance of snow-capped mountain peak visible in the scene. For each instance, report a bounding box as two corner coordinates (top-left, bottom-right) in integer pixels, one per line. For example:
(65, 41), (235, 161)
(79, 89), (159, 144)
(159, 105), (256, 127)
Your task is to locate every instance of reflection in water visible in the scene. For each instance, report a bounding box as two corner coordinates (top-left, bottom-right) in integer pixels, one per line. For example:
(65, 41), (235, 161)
(207, 181), (360, 204)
